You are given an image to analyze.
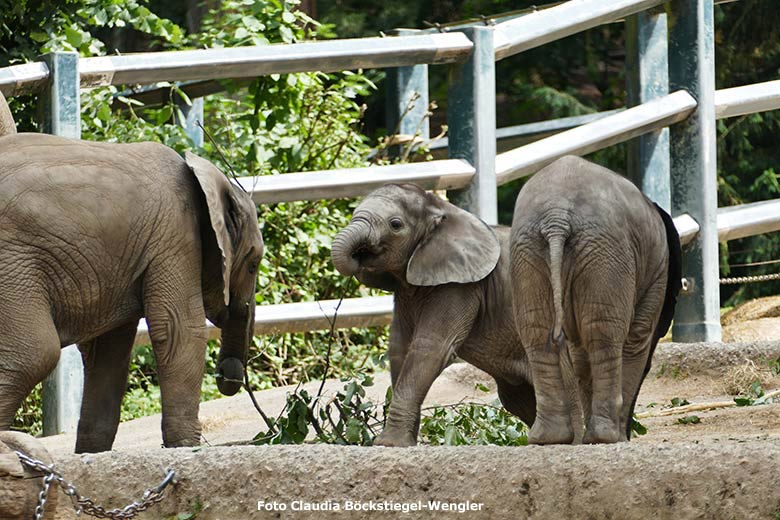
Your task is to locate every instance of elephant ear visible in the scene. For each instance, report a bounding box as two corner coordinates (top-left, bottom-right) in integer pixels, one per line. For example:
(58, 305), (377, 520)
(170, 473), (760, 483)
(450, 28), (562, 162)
(185, 151), (234, 306)
(652, 202), (683, 341)
(407, 202), (500, 286)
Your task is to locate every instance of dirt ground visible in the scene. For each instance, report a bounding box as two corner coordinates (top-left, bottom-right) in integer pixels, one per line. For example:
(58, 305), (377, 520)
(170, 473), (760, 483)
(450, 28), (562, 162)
(32, 296), (780, 518)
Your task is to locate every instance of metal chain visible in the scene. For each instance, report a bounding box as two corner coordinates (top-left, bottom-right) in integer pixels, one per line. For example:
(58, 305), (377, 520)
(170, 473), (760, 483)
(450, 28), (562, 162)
(720, 272), (780, 285)
(15, 450), (175, 520)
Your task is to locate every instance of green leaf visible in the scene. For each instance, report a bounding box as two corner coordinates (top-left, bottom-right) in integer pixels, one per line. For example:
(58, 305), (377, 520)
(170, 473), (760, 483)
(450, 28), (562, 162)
(156, 105), (173, 125)
(64, 25), (84, 47)
(282, 11), (297, 24)
(93, 9), (108, 25)
(30, 31), (49, 43)
(677, 415), (701, 425)
(279, 25), (294, 43)
(242, 15), (265, 32)
(630, 417), (648, 436)
(345, 418), (362, 444)
(444, 424), (459, 445)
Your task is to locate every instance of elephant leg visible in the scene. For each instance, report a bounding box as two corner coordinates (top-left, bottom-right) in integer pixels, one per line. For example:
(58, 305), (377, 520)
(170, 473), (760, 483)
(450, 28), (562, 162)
(620, 282), (666, 440)
(388, 314), (411, 389)
(513, 262), (573, 443)
(496, 378), (536, 427)
(570, 343), (592, 440)
(376, 337), (453, 447)
(619, 336), (652, 441)
(143, 264), (208, 448)
(75, 322), (138, 453)
(523, 339), (574, 445)
(576, 294), (633, 444)
(375, 288), (479, 447)
(0, 304), (60, 430)
(581, 336), (623, 444)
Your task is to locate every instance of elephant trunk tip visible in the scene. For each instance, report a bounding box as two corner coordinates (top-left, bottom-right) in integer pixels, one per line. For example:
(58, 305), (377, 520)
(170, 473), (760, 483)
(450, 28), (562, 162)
(216, 357), (244, 396)
(332, 223), (374, 277)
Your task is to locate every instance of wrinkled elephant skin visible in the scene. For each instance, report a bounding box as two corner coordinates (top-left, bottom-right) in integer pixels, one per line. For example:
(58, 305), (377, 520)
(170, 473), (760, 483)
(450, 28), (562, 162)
(331, 156), (680, 446)
(0, 132), (264, 454)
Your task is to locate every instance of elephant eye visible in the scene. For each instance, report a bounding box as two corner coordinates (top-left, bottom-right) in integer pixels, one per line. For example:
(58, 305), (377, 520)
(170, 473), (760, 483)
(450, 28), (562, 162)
(389, 217), (403, 231)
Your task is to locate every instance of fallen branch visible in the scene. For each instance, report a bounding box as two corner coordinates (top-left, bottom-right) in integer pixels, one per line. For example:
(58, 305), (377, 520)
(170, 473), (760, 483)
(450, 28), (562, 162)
(636, 389), (780, 419)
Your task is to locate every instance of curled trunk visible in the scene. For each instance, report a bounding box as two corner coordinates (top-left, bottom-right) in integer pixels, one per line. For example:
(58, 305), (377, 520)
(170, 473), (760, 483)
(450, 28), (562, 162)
(331, 220), (369, 277)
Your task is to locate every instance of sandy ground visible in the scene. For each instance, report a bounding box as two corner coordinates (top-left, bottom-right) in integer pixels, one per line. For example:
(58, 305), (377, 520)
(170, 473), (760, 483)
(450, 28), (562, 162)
(23, 296), (780, 518)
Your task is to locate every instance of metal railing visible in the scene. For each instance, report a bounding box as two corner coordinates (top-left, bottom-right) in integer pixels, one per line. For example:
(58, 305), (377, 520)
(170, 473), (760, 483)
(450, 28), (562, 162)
(6, 0), (780, 435)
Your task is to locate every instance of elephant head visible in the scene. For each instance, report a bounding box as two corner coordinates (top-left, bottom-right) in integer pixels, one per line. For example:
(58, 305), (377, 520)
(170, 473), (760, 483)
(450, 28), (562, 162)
(185, 152), (263, 396)
(331, 183), (500, 289)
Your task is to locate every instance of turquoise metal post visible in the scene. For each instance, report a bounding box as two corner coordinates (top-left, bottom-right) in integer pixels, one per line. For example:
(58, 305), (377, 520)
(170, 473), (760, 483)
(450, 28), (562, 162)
(176, 96), (204, 147)
(626, 9), (671, 212)
(39, 52), (85, 435)
(447, 26), (497, 224)
(386, 29), (430, 157)
(669, 0), (722, 342)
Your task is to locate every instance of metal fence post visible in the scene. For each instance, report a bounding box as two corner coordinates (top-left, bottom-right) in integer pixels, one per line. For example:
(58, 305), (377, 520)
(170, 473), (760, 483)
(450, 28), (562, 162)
(626, 9), (671, 212)
(175, 96), (204, 147)
(39, 51), (85, 436)
(447, 26), (497, 224)
(386, 29), (430, 158)
(668, 0), (722, 342)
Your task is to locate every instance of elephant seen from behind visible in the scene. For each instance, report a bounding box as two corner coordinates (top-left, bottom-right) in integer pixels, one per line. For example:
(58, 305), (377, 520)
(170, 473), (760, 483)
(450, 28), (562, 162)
(0, 118), (263, 452)
(331, 155), (681, 446)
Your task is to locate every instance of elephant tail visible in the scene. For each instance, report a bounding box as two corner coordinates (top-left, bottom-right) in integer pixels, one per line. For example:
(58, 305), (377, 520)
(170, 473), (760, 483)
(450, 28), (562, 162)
(543, 226), (568, 345)
(543, 225), (582, 441)
(0, 91), (15, 138)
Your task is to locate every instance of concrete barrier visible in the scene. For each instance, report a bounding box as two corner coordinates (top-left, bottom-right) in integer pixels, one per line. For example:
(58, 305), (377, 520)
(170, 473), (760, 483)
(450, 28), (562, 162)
(51, 441), (780, 519)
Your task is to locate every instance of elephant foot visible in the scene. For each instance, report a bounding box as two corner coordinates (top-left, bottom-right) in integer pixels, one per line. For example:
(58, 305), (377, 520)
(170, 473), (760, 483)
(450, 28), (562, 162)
(161, 416), (202, 448)
(583, 416), (621, 444)
(528, 416), (574, 445)
(374, 428), (417, 447)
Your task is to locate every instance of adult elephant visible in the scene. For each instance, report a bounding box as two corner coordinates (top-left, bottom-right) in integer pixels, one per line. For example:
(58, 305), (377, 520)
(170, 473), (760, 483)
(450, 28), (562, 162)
(331, 156), (680, 446)
(0, 130), (264, 453)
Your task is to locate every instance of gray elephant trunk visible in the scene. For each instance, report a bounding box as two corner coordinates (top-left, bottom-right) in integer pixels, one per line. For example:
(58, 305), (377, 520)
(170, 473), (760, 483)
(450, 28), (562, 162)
(331, 219), (370, 277)
(216, 303), (255, 396)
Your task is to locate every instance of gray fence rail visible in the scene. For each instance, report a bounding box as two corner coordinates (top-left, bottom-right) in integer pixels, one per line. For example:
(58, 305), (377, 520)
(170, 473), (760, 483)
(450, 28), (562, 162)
(6, 0), (780, 435)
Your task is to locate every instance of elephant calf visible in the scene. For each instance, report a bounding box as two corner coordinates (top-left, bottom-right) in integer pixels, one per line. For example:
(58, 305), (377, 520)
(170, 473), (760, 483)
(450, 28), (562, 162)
(331, 155), (680, 446)
(0, 122), (263, 452)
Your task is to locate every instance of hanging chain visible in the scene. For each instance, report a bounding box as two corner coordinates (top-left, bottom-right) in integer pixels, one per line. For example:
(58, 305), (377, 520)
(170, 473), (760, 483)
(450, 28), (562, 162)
(720, 272), (780, 285)
(15, 450), (175, 520)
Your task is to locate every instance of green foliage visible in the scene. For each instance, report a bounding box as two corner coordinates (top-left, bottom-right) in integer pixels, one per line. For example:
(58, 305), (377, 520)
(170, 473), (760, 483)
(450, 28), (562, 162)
(771, 356), (780, 376)
(251, 375), (530, 447)
(253, 373), (387, 445)
(420, 402), (528, 446)
(733, 381), (777, 407)
(12, 385), (42, 436)
(677, 415), (701, 425)
(630, 417), (647, 437)
(669, 397), (691, 408)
